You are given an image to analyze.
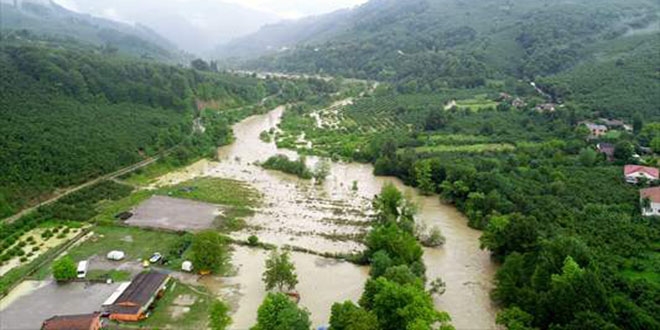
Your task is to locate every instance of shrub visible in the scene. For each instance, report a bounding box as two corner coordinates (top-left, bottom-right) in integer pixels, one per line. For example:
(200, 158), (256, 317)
(248, 235), (259, 246)
(19, 256), (27, 263)
(17, 241), (26, 248)
(32, 246), (39, 252)
(209, 300), (232, 330)
(52, 256), (77, 282)
(260, 155), (312, 179)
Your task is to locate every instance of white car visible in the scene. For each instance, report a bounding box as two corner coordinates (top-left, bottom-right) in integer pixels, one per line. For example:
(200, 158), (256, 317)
(106, 250), (125, 261)
(77, 260), (88, 279)
(149, 253), (162, 264)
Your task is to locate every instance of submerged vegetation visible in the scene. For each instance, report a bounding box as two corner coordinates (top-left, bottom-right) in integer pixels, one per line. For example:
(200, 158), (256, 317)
(330, 184), (453, 330)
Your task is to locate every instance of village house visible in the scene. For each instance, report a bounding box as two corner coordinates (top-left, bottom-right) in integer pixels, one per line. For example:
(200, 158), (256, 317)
(105, 272), (170, 322)
(512, 98), (526, 108)
(597, 143), (615, 162)
(640, 187), (660, 217)
(42, 312), (101, 330)
(624, 165), (660, 184)
(581, 122), (609, 138)
(535, 103), (556, 112)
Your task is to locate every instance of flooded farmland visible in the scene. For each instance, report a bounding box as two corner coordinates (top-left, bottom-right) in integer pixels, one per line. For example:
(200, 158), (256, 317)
(155, 104), (498, 329)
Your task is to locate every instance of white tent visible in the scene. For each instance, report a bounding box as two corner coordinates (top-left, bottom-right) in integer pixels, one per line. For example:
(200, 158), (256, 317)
(106, 250), (125, 261)
(181, 261), (193, 272)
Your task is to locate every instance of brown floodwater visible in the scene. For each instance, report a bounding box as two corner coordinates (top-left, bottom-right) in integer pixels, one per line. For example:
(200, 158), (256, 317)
(156, 103), (497, 329)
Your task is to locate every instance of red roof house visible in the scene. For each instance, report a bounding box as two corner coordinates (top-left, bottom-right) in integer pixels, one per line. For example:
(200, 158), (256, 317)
(106, 272), (170, 322)
(42, 312), (101, 330)
(640, 187), (660, 217)
(624, 165), (659, 184)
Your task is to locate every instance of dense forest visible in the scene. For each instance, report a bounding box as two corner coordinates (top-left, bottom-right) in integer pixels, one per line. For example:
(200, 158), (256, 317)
(0, 35), (269, 219)
(276, 85), (660, 328)
(232, 0), (659, 117)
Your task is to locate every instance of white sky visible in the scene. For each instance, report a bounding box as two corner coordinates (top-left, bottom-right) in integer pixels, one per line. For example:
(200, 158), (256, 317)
(54, 0), (368, 20)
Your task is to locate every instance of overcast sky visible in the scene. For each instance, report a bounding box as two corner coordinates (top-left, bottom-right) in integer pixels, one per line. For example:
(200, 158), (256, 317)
(54, 0), (368, 20)
(51, 0), (367, 53)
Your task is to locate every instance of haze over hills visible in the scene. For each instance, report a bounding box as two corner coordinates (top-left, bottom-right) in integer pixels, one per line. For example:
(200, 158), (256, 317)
(223, 0), (659, 117)
(0, 0), (182, 61)
(51, 0), (283, 55)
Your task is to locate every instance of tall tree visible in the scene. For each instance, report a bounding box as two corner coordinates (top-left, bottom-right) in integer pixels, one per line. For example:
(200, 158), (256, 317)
(251, 293), (311, 330)
(191, 230), (229, 274)
(263, 249), (298, 292)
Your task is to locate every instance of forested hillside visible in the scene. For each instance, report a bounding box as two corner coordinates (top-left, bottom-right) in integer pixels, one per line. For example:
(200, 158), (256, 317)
(0, 36), (269, 219)
(0, 0), (181, 61)
(231, 0), (659, 116)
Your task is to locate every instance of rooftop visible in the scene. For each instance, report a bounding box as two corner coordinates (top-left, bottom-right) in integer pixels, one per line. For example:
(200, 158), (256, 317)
(42, 312), (100, 330)
(640, 187), (660, 203)
(114, 272), (168, 307)
(624, 165), (659, 178)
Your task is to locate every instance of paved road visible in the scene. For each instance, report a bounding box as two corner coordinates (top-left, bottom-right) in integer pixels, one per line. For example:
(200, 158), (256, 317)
(0, 280), (122, 330)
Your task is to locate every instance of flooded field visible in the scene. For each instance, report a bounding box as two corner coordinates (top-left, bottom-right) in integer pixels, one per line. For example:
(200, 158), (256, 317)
(153, 104), (498, 328)
(198, 246), (368, 329)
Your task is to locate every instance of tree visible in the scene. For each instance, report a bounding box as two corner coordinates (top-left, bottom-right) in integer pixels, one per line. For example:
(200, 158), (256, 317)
(330, 301), (379, 330)
(313, 159), (331, 184)
(496, 307), (538, 330)
(359, 278), (452, 330)
(251, 293), (311, 330)
(414, 161), (435, 195)
(632, 114), (643, 135)
(210, 300), (232, 330)
(366, 224), (423, 267)
(578, 148), (597, 167)
(191, 58), (211, 71)
(52, 256), (77, 282)
(263, 249), (298, 292)
(480, 214), (539, 259)
(650, 137), (660, 154)
(613, 141), (634, 162)
(191, 230), (229, 274)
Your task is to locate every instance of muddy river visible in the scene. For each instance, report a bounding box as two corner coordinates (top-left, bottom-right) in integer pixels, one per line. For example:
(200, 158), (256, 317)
(156, 105), (497, 329)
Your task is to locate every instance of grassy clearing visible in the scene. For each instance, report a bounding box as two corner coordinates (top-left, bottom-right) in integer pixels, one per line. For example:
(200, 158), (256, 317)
(33, 226), (184, 280)
(423, 134), (492, 145)
(121, 160), (188, 186)
(409, 143), (516, 154)
(157, 177), (261, 208)
(453, 94), (499, 111)
(91, 190), (153, 225)
(87, 269), (132, 282)
(136, 280), (216, 329)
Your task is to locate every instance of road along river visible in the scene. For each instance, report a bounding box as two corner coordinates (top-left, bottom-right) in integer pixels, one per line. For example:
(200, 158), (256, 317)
(155, 105), (498, 329)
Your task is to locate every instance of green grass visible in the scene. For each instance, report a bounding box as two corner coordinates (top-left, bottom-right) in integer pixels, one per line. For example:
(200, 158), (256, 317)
(91, 190), (153, 225)
(34, 226), (183, 280)
(424, 134), (492, 145)
(454, 95), (499, 111)
(121, 161), (184, 186)
(157, 177), (262, 208)
(136, 280), (216, 329)
(408, 143), (516, 154)
(87, 269), (132, 282)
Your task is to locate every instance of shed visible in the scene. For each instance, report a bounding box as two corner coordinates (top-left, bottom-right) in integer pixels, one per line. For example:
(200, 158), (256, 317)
(42, 312), (101, 330)
(107, 272), (170, 322)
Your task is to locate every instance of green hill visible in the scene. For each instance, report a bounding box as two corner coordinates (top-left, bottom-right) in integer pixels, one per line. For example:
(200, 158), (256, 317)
(0, 0), (182, 61)
(0, 38), (269, 218)
(226, 0), (658, 116)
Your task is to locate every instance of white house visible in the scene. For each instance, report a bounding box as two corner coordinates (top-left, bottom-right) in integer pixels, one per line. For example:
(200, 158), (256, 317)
(624, 165), (659, 184)
(640, 187), (660, 217)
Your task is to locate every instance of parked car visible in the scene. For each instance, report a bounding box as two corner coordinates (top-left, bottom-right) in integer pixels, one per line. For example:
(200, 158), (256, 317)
(149, 253), (162, 263)
(77, 260), (88, 279)
(106, 250), (125, 261)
